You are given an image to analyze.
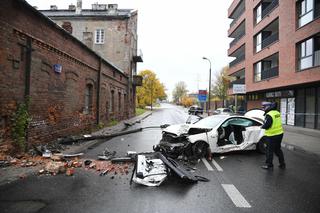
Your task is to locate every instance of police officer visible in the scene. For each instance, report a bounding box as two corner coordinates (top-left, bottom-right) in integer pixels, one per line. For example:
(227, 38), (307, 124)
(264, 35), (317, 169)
(261, 102), (286, 170)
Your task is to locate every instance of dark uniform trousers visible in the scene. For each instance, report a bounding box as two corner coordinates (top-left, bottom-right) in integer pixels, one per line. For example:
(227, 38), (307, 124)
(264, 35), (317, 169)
(264, 133), (285, 167)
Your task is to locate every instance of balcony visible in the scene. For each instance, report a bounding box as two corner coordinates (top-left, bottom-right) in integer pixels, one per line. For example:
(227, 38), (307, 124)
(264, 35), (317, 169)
(254, 19), (279, 53)
(229, 78), (245, 88)
(229, 54), (245, 67)
(229, 0), (245, 27)
(261, 66), (279, 80)
(254, 53), (279, 82)
(262, 0), (279, 18)
(133, 49), (143, 62)
(261, 32), (278, 49)
(229, 20), (245, 48)
(230, 32), (245, 48)
(255, 0), (279, 24)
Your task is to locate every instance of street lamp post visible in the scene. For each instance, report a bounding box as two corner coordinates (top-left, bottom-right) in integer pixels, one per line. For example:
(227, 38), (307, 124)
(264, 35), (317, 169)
(202, 57), (212, 115)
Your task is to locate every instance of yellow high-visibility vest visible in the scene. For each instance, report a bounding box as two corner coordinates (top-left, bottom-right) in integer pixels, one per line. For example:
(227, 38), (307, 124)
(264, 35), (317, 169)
(264, 110), (284, 136)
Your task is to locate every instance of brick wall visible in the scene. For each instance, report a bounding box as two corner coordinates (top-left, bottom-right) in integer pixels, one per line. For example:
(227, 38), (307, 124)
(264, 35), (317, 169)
(0, 0), (130, 145)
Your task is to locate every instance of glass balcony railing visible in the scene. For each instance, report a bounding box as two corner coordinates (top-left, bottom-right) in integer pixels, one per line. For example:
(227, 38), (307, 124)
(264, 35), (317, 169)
(229, 78), (245, 88)
(230, 33), (245, 48)
(261, 32), (279, 49)
(261, 66), (279, 80)
(229, 54), (245, 67)
(230, 8), (245, 28)
(262, 0), (279, 18)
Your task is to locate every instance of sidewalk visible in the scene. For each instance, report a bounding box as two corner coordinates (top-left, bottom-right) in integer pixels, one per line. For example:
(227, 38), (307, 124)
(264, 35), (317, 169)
(62, 111), (153, 154)
(0, 111), (152, 186)
(282, 125), (320, 158)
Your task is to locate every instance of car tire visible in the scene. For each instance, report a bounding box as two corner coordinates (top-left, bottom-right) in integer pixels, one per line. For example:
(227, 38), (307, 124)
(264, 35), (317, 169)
(256, 139), (266, 154)
(192, 141), (209, 159)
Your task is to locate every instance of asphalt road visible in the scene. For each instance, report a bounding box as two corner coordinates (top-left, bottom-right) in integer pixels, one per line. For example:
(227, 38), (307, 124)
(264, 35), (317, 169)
(0, 103), (320, 213)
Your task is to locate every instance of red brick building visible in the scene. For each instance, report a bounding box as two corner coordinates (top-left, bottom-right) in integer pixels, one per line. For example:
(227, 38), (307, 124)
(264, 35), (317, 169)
(228, 0), (320, 129)
(0, 0), (140, 146)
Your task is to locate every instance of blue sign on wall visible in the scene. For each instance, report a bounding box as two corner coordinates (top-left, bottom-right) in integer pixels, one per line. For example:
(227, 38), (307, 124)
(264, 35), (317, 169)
(53, 64), (62, 74)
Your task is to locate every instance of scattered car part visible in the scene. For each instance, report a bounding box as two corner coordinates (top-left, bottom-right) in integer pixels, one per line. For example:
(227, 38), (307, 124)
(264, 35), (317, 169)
(132, 154), (168, 187)
(155, 152), (209, 183)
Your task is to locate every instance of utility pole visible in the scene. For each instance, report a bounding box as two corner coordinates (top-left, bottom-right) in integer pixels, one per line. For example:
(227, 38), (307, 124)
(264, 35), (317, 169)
(202, 57), (212, 115)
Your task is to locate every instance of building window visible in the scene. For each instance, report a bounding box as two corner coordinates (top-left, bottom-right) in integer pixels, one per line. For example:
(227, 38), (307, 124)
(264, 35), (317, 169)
(110, 90), (114, 113)
(84, 84), (93, 114)
(118, 92), (121, 112)
(255, 4), (262, 24)
(298, 37), (315, 70)
(254, 62), (262, 82)
(95, 29), (105, 44)
(298, 0), (314, 27)
(255, 33), (262, 52)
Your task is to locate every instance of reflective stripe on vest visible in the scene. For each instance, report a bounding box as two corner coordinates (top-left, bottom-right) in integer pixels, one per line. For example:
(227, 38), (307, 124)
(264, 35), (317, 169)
(264, 110), (284, 136)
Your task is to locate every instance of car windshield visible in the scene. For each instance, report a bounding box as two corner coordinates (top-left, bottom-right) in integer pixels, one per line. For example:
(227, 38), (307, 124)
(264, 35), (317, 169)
(193, 115), (228, 128)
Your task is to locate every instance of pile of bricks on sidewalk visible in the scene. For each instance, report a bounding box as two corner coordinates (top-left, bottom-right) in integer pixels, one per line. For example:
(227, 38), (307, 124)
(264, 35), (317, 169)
(0, 144), (131, 178)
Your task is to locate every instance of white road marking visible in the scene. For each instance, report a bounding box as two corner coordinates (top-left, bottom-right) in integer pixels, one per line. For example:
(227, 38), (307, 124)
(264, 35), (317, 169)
(222, 184), (251, 208)
(211, 159), (223, 171)
(201, 158), (214, 171)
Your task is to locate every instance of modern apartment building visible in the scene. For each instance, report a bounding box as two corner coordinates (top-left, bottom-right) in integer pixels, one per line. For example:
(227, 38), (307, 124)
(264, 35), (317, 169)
(227, 0), (320, 129)
(40, 0), (143, 117)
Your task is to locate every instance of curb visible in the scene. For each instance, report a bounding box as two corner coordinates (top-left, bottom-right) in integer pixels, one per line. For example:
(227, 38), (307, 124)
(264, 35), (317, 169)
(282, 142), (320, 160)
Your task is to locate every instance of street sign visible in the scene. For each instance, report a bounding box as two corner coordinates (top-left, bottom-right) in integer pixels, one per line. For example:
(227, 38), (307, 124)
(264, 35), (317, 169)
(198, 90), (207, 102)
(198, 94), (207, 102)
(233, 84), (246, 94)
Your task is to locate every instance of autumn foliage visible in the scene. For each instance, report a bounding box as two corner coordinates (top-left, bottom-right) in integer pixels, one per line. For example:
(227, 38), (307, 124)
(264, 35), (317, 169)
(136, 70), (167, 108)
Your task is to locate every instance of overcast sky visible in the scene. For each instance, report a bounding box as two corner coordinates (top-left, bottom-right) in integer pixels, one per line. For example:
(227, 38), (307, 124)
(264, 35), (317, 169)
(26, 0), (233, 100)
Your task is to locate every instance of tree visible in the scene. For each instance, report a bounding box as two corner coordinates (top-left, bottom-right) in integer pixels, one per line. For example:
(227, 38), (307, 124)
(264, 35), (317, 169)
(172, 81), (188, 104)
(212, 66), (230, 107)
(181, 96), (195, 107)
(136, 70), (167, 108)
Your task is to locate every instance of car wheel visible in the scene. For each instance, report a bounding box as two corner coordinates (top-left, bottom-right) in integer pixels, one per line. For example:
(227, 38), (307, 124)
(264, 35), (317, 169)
(256, 139), (266, 154)
(192, 141), (209, 159)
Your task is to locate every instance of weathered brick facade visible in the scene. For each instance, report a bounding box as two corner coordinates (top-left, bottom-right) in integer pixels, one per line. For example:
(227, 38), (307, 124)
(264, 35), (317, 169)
(0, 0), (132, 145)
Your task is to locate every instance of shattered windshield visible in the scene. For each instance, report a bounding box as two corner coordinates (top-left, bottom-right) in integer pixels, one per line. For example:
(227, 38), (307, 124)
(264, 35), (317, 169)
(193, 115), (227, 128)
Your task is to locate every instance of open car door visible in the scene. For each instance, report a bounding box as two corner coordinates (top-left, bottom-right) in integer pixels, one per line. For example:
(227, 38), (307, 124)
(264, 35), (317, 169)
(244, 109), (265, 122)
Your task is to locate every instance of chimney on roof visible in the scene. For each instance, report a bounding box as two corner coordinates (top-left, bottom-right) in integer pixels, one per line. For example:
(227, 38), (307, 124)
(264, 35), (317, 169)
(108, 4), (118, 14)
(69, 4), (76, 10)
(76, 0), (82, 14)
(50, 5), (58, 10)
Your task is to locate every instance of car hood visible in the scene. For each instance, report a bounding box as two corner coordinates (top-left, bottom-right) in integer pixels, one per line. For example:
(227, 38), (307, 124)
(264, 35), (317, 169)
(163, 124), (212, 136)
(244, 109), (265, 122)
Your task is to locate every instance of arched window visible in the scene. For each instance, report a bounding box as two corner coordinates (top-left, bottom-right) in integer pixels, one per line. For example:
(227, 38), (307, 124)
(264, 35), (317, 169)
(118, 92), (121, 112)
(84, 84), (93, 114)
(110, 90), (115, 113)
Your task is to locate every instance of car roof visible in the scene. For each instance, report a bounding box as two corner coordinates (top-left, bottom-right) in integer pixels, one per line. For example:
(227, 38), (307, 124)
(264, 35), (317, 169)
(207, 113), (263, 124)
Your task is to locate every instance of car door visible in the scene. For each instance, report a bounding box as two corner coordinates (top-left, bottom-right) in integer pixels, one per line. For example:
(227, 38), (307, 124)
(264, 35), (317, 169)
(213, 117), (262, 153)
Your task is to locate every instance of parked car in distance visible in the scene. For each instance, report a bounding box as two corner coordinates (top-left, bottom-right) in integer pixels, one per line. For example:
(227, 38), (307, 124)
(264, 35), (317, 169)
(188, 105), (203, 115)
(213, 108), (233, 114)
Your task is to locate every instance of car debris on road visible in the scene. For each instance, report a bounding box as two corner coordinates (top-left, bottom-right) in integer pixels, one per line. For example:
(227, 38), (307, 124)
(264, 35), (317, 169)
(131, 152), (209, 187)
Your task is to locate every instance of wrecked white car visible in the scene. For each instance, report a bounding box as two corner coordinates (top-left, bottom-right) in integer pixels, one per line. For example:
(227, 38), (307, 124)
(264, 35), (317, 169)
(154, 109), (266, 159)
